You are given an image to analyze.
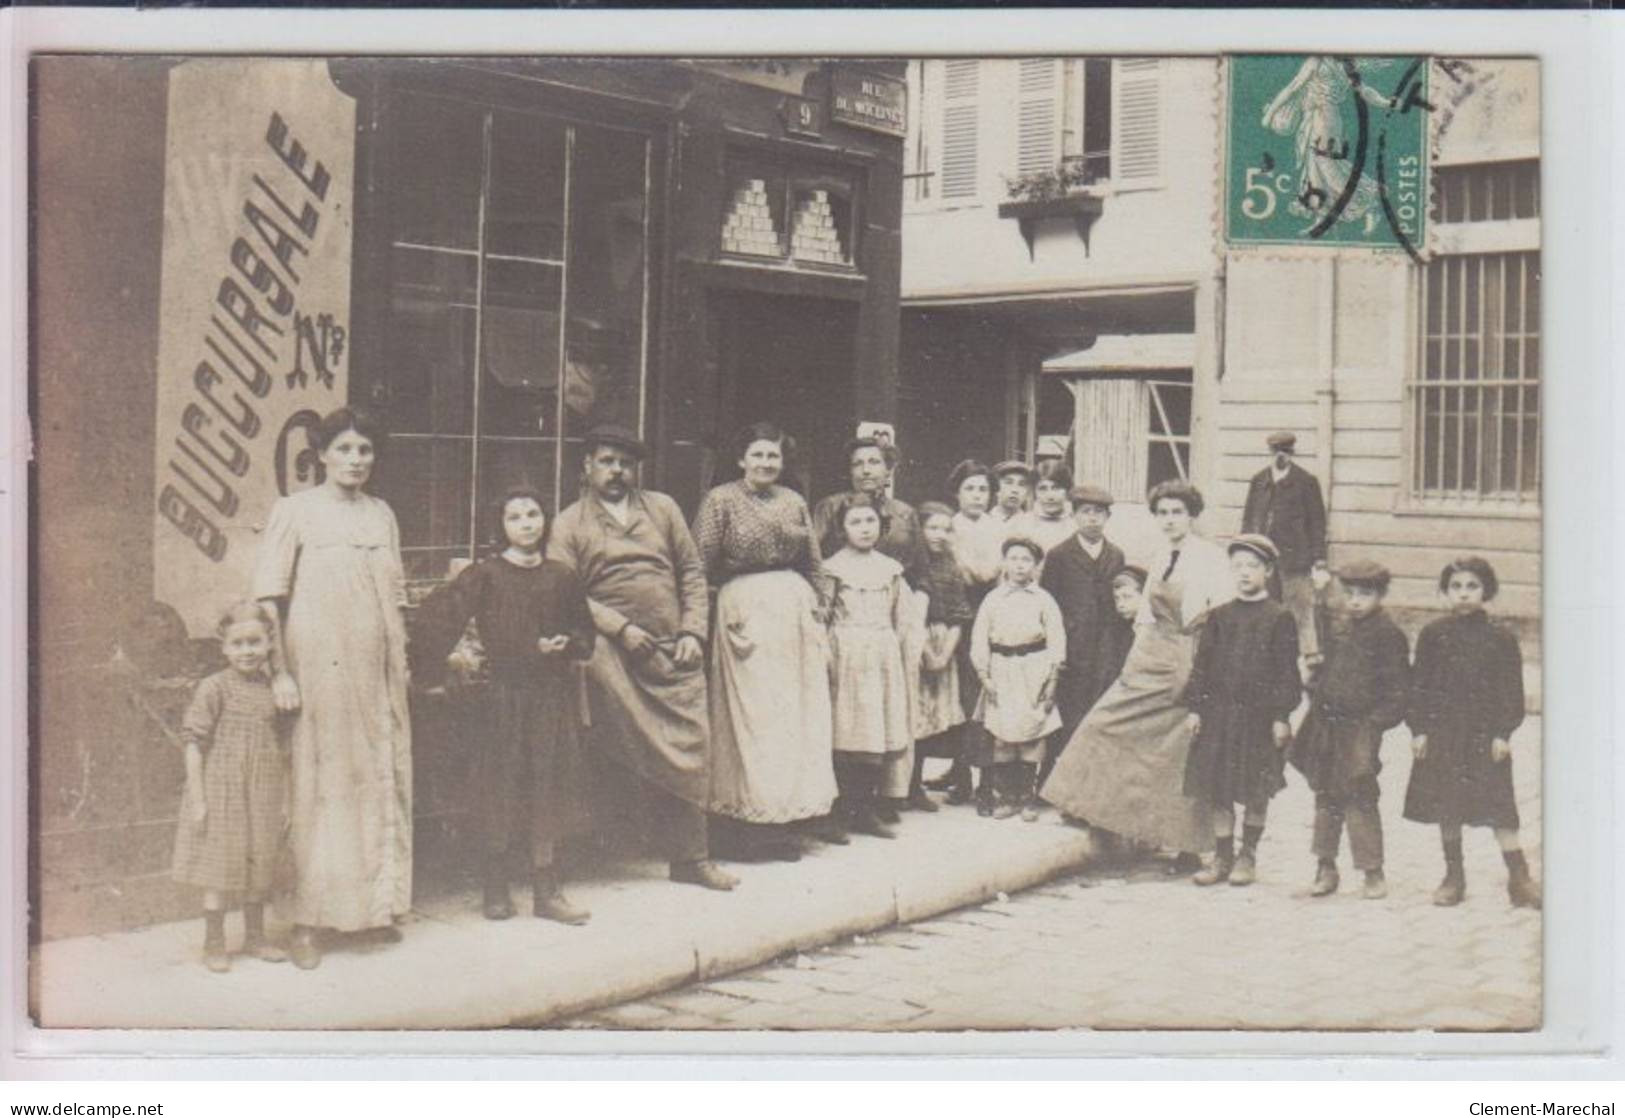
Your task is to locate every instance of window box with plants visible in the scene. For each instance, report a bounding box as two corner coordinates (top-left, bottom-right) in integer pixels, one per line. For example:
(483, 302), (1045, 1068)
(997, 160), (1105, 260)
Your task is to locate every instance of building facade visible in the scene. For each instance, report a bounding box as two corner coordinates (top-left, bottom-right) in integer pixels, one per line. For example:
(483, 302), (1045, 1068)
(32, 56), (907, 936)
(897, 56), (1540, 618)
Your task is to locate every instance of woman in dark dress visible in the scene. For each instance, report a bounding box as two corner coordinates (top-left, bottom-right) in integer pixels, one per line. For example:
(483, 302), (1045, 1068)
(414, 486), (597, 924)
(1402, 557), (1540, 910)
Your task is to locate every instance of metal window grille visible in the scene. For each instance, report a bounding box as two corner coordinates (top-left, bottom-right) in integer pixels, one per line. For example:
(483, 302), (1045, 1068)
(1410, 250), (1540, 503)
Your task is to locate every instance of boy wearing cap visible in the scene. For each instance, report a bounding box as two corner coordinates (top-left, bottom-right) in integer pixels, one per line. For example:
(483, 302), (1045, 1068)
(1039, 484), (1127, 789)
(989, 460), (1035, 530)
(1290, 559), (1409, 899)
(969, 536), (1066, 820)
(1182, 534), (1303, 886)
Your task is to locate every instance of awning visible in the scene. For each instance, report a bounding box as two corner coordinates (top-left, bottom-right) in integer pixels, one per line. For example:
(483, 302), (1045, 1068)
(1043, 333), (1197, 374)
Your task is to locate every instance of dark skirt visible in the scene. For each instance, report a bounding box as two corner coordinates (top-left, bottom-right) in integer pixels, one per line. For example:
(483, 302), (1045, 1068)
(1402, 729), (1520, 829)
(469, 676), (591, 862)
(1182, 702), (1288, 807)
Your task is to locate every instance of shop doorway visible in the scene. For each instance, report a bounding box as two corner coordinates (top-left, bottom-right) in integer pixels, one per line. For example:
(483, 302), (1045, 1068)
(708, 291), (858, 500)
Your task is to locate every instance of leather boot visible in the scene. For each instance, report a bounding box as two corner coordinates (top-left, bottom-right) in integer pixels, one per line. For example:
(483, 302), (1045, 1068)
(1193, 837), (1234, 886)
(1229, 824), (1263, 887)
(242, 902), (287, 962)
(670, 860), (740, 891)
(1433, 835), (1466, 906)
(482, 868), (515, 921)
(533, 867), (591, 925)
(1309, 860), (1340, 897)
(202, 910), (229, 974)
(1503, 850), (1542, 910)
(1361, 868), (1388, 900)
(289, 925), (322, 971)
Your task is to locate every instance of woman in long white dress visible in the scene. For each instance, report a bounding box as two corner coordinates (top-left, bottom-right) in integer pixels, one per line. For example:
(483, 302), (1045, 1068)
(255, 408), (412, 970)
(1040, 480), (1234, 869)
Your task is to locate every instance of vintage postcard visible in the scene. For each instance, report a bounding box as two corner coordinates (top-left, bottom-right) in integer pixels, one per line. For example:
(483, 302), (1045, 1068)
(25, 48), (1547, 1035)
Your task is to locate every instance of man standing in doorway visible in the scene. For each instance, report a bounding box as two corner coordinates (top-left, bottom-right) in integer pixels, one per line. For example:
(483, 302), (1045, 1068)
(548, 425), (738, 891)
(1242, 431), (1329, 661)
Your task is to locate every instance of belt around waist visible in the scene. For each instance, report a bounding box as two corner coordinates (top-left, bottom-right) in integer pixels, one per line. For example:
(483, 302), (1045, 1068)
(990, 639), (1047, 657)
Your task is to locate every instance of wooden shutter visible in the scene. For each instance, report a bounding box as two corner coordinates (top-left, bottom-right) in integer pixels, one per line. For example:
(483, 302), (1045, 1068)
(1069, 377), (1150, 502)
(1015, 58), (1062, 178)
(939, 59), (980, 200)
(1111, 57), (1164, 190)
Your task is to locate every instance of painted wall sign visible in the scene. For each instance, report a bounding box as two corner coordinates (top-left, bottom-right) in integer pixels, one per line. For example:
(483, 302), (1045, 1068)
(829, 70), (907, 138)
(1226, 55), (1429, 257)
(151, 59), (355, 632)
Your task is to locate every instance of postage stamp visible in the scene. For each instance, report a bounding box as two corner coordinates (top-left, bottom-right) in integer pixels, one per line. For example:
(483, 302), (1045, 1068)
(1226, 55), (1430, 255)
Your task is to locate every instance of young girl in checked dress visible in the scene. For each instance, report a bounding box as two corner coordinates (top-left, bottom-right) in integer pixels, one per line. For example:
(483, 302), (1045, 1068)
(171, 601), (290, 973)
(822, 492), (913, 839)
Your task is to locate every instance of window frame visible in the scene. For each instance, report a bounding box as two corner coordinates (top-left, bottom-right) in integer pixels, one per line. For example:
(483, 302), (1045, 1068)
(1401, 160), (1541, 518)
(366, 87), (658, 585)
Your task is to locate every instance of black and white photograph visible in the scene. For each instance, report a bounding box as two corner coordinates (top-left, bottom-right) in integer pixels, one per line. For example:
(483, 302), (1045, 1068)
(24, 44), (1561, 1037)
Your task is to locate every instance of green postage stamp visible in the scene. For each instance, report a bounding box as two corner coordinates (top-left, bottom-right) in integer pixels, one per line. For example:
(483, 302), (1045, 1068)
(1226, 55), (1430, 254)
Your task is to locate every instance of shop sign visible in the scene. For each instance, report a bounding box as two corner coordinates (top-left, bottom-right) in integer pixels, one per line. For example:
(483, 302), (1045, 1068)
(1226, 55), (1428, 258)
(829, 70), (907, 138)
(151, 59), (355, 633)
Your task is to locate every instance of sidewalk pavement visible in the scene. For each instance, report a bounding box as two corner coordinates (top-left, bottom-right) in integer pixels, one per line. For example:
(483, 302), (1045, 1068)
(31, 802), (1093, 1029)
(31, 715), (1542, 1032)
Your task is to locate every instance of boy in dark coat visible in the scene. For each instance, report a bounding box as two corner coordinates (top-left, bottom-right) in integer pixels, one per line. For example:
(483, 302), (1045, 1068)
(1038, 484), (1126, 789)
(1183, 534), (1302, 887)
(1291, 559), (1409, 900)
(1403, 557), (1539, 910)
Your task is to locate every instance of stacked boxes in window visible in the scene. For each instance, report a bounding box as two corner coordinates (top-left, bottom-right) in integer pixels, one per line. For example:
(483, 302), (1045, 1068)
(791, 190), (848, 265)
(721, 178), (782, 257)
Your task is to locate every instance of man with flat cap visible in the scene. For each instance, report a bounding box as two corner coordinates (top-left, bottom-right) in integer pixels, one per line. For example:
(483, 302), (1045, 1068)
(1241, 431), (1329, 659)
(548, 425), (738, 891)
(1038, 483), (1127, 788)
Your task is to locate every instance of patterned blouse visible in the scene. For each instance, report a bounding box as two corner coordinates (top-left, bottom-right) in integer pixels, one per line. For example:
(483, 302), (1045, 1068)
(692, 480), (821, 585)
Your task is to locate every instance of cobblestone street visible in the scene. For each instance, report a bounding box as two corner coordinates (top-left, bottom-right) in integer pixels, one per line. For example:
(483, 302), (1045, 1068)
(565, 721), (1542, 1032)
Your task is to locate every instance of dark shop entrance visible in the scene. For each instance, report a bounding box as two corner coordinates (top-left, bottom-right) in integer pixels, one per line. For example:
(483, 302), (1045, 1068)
(707, 290), (858, 502)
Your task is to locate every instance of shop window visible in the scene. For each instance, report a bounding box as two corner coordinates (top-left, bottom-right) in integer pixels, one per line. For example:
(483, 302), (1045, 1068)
(1033, 371), (1192, 502)
(720, 156), (857, 268)
(372, 92), (650, 582)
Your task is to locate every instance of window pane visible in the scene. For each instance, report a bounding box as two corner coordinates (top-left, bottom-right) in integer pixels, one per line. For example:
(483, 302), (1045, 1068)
(790, 174), (856, 267)
(480, 259), (564, 439)
(1082, 58), (1112, 183)
(384, 262), (476, 436)
(721, 158), (786, 258)
(1520, 385), (1540, 493)
(1148, 380), (1191, 436)
(385, 436), (473, 580)
(487, 112), (567, 260)
(563, 126), (649, 439)
(390, 95), (483, 251)
(1147, 441), (1185, 489)
(1523, 256), (1540, 339)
